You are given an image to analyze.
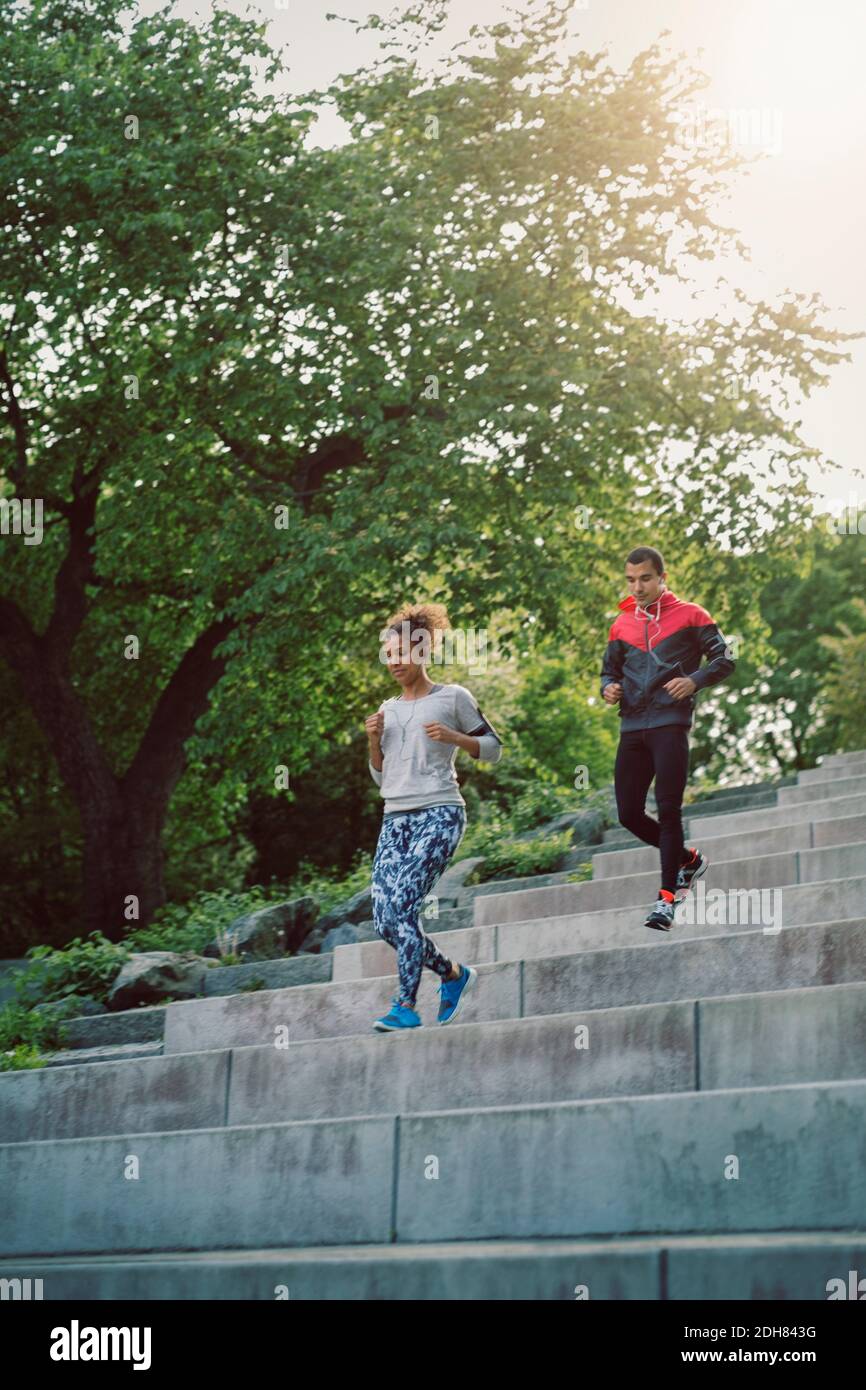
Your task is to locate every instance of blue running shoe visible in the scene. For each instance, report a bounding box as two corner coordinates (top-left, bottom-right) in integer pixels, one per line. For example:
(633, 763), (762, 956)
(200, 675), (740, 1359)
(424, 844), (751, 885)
(437, 964), (477, 1024)
(373, 994), (422, 1032)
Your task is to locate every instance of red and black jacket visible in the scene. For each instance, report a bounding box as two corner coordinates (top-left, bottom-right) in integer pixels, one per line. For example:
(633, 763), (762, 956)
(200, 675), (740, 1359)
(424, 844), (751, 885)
(600, 590), (736, 731)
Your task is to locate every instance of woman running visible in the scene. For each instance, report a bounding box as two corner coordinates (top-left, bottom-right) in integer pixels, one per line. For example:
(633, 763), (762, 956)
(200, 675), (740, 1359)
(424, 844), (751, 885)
(365, 602), (503, 1032)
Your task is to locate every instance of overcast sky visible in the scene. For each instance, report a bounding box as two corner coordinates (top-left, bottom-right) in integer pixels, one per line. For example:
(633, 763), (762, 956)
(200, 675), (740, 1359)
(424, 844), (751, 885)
(136, 0), (866, 517)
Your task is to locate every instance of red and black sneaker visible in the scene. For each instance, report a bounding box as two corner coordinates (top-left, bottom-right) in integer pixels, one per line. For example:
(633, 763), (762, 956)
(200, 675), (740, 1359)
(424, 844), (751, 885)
(644, 892), (677, 931)
(675, 847), (708, 901)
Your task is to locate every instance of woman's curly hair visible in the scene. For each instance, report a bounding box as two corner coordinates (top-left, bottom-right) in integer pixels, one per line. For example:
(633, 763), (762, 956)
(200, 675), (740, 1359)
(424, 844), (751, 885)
(384, 601), (450, 640)
(382, 602), (450, 665)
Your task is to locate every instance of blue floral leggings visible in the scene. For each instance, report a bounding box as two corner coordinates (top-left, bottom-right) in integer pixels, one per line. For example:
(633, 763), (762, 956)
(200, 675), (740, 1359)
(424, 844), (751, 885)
(371, 804), (468, 1008)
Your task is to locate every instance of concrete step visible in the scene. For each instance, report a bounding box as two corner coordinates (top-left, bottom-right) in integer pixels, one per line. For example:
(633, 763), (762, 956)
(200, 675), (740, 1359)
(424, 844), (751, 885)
(664, 790), (866, 842)
(683, 785), (789, 807)
(488, 874), (866, 961)
(219, 867), (866, 998)
(601, 789), (866, 852)
(6, 752), (865, 1297)
(460, 867), (592, 902)
(779, 773), (866, 805)
(43, 1004), (168, 1053)
(153, 915), (866, 1055)
(24, 915), (471, 1058)
(601, 789), (779, 843)
(819, 748), (866, 768)
(5, 979), (866, 1142)
(23, 910), (865, 1068)
(37, 805), (866, 1057)
(471, 843), (866, 929)
(3, 1230), (864, 1299)
(592, 812), (866, 880)
(798, 758), (866, 785)
(40, 1041), (164, 1068)
(335, 872), (865, 986)
(2, 1079), (865, 1254)
(202, 954), (332, 995)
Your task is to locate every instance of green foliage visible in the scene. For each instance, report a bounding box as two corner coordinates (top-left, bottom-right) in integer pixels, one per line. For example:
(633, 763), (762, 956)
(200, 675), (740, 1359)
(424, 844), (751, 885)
(688, 516), (866, 775)
(0, 1043), (47, 1073)
(287, 853), (374, 913)
(0, 931), (130, 1070)
(819, 596), (866, 750)
(505, 648), (620, 795)
(0, 0), (857, 948)
(565, 862), (594, 883)
(13, 933), (130, 1009)
(126, 886), (288, 957)
(507, 781), (583, 832)
(122, 855), (374, 959)
(457, 819), (574, 881)
(0, 995), (84, 1072)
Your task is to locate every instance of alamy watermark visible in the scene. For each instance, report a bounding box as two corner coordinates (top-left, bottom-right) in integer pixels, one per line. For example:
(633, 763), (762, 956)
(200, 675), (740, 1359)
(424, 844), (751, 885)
(675, 103), (784, 157)
(824, 494), (866, 534)
(379, 622), (488, 674)
(0, 496), (43, 545)
(672, 881), (783, 933)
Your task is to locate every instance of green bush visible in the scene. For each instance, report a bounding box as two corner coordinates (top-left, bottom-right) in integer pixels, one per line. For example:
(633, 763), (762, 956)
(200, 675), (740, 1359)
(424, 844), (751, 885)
(126, 885), (287, 956)
(287, 851), (372, 913)
(456, 817), (574, 881)
(0, 933), (131, 1071)
(127, 856), (374, 958)
(0, 1042), (46, 1072)
(0, 995), (84, 1072)
(12, 932), (131, 1009)
(507, 781), (583, 833)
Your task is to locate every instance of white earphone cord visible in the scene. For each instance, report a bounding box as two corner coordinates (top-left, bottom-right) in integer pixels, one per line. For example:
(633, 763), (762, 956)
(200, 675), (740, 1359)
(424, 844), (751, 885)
(636, 585), (666, 665)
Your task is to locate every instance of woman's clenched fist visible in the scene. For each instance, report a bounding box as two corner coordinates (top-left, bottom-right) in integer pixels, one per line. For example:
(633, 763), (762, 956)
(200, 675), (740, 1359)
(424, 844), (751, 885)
(365, 710), (384, 741)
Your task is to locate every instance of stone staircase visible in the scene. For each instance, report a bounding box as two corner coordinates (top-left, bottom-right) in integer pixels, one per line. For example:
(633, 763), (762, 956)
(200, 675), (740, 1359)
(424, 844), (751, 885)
(1, 750), (865, 1299)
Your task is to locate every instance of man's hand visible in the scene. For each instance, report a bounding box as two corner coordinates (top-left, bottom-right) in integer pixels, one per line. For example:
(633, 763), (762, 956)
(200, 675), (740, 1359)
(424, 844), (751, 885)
(664, 677), (697, 700)
(423, 722), (458, 743)
(602, 682), (622, 704)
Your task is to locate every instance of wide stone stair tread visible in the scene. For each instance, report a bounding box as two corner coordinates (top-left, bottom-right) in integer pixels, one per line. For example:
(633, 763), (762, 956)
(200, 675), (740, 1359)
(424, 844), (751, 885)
(3, 1230), (865, 1300)
(3, 746), (866, 1297)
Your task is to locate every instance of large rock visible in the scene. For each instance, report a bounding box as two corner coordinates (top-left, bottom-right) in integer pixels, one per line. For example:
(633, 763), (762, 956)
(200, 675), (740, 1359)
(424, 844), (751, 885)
(432, 857), (485, 904)
(300, 887), (373, 954)
(512, 808), (606, 847)
(107, 952), (218, 1011)
(203, 897), (319, 961)
(319, 920), (380, 954)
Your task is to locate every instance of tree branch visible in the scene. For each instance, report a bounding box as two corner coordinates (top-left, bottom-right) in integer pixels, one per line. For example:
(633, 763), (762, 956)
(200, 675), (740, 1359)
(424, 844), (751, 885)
(42, 481), (100, 660)
(121, 615), (241, 809)
(0, 346), (29, 491)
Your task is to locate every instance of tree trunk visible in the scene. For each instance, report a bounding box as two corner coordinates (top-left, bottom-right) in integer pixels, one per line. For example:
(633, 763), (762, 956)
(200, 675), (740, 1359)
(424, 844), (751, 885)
(80, 792), (167, 942)
(0, 599), (237, 942)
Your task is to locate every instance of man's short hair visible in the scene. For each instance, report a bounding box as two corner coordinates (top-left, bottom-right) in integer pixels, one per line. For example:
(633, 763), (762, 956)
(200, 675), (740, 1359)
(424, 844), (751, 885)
(625, 546), (664, 576)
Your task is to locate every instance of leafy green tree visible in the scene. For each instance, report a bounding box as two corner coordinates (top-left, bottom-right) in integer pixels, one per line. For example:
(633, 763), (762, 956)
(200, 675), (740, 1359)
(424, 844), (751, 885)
(685, 513), (866, 776)
(0, 0), (854, 940)
(819, 597), (866, 753)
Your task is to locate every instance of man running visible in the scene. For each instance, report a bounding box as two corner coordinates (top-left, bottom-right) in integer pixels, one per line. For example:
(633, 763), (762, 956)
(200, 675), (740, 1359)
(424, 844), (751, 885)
(600, 546), (737, 930)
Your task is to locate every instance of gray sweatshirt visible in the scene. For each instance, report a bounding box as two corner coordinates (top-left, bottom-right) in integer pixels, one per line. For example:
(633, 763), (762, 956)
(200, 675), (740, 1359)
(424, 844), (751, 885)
(368, 682), (503, 815)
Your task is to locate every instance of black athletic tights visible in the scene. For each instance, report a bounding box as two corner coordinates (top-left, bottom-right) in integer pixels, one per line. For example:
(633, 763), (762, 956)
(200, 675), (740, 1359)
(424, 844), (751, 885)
(614, 725), (692, 894)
